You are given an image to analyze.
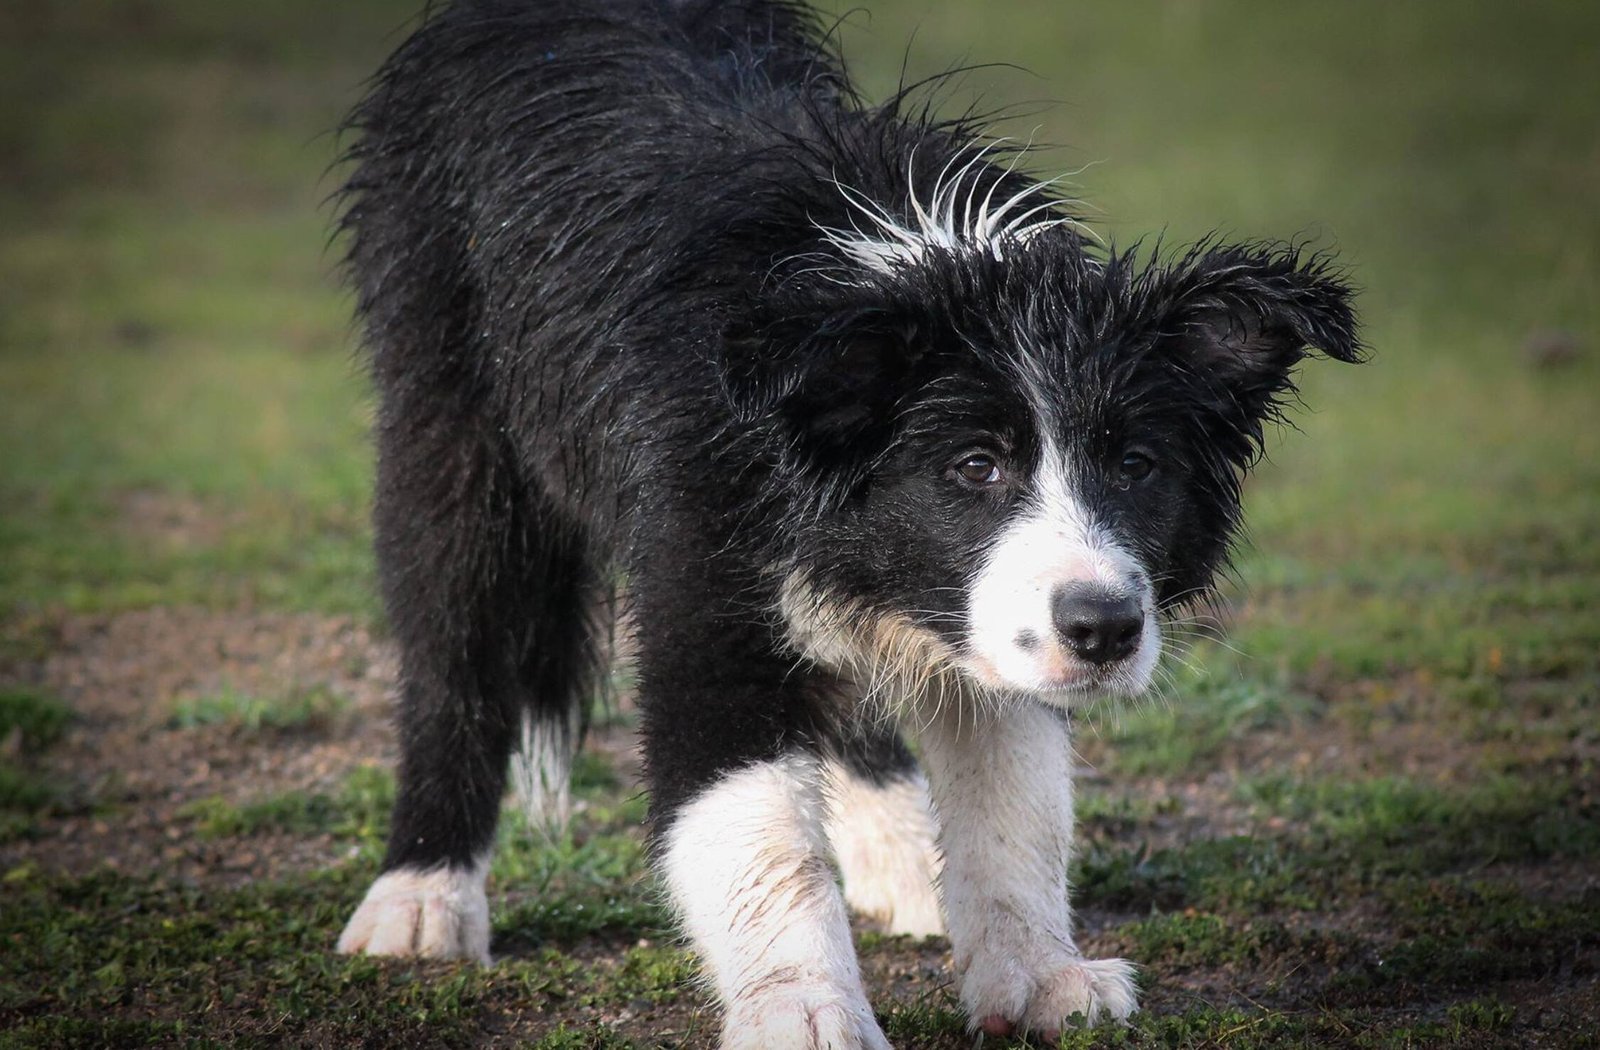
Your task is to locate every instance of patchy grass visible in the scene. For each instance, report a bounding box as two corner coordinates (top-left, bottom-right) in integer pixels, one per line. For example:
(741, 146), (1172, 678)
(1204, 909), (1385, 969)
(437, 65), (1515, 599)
(0, 766), (59, 821)
(0, 690), (72, 752)
(182, 764), (392, 840)
(1088, 651), (1317, 777)
(169, 684), (348, 735)
(1238, 773), (1600, 872)
(2, 0), (1598, 1045)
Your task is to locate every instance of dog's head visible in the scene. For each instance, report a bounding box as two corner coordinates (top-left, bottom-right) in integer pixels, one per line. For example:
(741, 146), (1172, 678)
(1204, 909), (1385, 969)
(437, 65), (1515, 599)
(727, 223), (1361, 705)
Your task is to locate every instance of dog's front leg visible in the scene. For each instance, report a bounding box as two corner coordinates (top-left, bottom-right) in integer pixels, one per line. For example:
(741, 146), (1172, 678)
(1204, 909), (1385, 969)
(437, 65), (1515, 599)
(920, 702), (1137, 1038)
(659, 750), (890, 1050)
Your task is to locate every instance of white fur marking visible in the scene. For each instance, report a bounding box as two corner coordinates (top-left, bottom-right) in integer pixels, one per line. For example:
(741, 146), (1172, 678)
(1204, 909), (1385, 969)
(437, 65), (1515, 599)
(817, 141), (1094, 276)
(823, 760), (945, 938)
(965, 446), (1160, 697)
(918, 703), (1137, 1032)
(337, 858), (492, 964)
(660, 755), (890, 1049)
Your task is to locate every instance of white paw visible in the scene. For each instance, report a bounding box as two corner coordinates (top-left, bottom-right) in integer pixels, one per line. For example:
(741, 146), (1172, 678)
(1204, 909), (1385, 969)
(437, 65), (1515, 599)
(336, 863), (491, 964)
(827, 771), (946, 938)
(837, 837), (945, 938)
(846, 872), (945, 939)
(962, 951), (1138, 1038)
(723, 982), (891, 1050)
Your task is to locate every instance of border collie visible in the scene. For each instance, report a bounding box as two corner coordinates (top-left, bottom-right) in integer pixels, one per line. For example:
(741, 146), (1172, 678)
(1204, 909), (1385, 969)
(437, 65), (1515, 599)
(333, 0), (1362, 1043)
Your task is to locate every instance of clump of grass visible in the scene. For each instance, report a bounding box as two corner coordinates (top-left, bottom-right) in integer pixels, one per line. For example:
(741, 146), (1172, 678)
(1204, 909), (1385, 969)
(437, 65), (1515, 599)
(0, 689), (73, 752)
(182, 764), (393, 842)
(0, 764), (58, 814)
(0, 690), (76, 842)
(168, 684), (347, 735)
(1446, 998), (1517, 1035)
(531, 1026), (638, 1049)
(879, 997), (969, 1045)
(596, 944), (696, 1006)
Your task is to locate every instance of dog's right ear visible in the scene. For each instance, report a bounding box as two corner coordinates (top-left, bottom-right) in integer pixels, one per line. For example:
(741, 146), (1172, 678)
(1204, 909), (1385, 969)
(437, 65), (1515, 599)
(720, 306), (924, 474)
(1144, 242), (1364, 465)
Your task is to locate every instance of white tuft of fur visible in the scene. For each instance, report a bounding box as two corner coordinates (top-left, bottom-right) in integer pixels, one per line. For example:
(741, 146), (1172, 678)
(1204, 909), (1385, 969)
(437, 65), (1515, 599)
(917, 702), (1137, 1033)
(823, 759), (945, 938)
(337, 858), (492, 964)
(777, 570), (965, 721)
(660, 754), (890, 1049)
(510, 710), (574, 830)
(817, 141), (1093, 276)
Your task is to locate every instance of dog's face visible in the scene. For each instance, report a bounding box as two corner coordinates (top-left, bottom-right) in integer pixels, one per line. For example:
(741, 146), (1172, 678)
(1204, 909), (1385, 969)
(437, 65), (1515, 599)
(734, 236), (1361, 703)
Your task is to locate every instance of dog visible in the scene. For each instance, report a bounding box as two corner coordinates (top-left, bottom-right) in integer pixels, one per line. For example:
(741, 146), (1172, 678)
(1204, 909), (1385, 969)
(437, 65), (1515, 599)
(332, 0), (1362, 1044)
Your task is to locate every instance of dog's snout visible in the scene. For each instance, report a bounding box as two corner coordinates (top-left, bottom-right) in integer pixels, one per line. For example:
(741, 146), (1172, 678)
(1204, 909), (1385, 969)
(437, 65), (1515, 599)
(1050, 585), (1143, 665)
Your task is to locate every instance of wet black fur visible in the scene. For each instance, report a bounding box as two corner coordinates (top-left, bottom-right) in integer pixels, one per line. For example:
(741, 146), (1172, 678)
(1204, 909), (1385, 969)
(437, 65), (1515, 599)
(339, 0), (1361, 874)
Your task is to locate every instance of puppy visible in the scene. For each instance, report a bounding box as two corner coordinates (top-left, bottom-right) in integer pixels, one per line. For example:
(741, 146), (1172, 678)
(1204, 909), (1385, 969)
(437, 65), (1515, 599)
(333, 0), (1362, 1044)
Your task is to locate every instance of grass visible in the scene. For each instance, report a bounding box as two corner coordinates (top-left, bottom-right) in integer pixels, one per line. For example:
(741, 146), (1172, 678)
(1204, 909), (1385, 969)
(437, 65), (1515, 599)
(182, 765), (393, 840)
(168, 684), (349, 735)
(0, 691), (76, 843)
(2, 0), (1598, 1045)
(0, 690), (72, 752)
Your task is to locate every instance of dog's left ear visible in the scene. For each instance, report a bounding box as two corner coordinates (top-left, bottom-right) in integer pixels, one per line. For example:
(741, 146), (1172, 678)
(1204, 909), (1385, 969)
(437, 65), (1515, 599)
(1154, 243), (1363, 437)
(721, 304), (925, 479)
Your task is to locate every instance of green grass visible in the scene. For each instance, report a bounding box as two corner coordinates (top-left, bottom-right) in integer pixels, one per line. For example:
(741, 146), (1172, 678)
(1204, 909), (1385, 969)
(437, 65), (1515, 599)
(0, 691), (75, 843)
(0, 691), (72, 751)
(1087, 648), (1317, 777)
(182, 765), (393, 840)
(168, 684), (349, 735)
(1237, 773), (1600, 871)
(2, 0), (1598, 1045)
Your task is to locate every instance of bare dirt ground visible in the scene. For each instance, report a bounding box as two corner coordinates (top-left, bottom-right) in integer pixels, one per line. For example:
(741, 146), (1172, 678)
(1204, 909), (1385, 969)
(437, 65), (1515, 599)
(2, 609), (398, 884)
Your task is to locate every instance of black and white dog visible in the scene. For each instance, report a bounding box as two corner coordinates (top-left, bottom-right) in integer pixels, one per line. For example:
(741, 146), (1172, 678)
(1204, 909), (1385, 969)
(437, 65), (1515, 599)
(333, 0), (1361, 1043)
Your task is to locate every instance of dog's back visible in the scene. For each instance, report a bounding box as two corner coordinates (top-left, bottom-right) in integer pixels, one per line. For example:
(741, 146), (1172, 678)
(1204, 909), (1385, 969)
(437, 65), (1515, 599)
(340, 0), (842, 407)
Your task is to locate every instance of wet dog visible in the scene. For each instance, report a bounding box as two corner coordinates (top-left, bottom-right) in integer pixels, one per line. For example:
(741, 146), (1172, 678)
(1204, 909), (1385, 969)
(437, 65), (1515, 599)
(333, 0), (1362, 1043)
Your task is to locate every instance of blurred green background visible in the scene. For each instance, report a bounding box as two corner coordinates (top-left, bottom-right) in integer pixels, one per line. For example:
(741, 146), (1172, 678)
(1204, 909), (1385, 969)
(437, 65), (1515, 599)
(1, 1), (1596, 1045)
(3, 1), (1596, 668)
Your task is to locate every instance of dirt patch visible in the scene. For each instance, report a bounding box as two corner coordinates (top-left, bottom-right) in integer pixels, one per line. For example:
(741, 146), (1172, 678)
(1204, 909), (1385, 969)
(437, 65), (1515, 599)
(1, 608), (397, 882)
(112, 489), (250, 549)
(0, 607), (652, 888)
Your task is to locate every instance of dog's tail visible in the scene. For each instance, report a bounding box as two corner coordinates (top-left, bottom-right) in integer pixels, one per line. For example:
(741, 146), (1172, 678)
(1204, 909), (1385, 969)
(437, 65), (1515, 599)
(506, 572), (623, 834)
(510, 707), (580, 832)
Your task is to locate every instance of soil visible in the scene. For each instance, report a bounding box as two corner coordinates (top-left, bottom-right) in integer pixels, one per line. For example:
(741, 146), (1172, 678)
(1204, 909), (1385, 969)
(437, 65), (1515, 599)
(2, 608), (398, 884)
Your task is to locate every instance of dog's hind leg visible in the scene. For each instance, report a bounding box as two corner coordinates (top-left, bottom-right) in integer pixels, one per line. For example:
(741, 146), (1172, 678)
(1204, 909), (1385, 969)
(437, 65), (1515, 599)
(822, 722), (944, 938)
(339, 405), (600, 964)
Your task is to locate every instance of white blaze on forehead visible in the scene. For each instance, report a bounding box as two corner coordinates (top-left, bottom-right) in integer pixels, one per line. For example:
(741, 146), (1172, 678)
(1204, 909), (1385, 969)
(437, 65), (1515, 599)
(964, 444), (1160, 695)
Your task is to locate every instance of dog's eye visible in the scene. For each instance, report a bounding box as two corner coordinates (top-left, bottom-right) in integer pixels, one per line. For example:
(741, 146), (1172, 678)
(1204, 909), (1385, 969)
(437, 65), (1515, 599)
(1118, 450), (1155, 484)
(954, 454), (1004, 488)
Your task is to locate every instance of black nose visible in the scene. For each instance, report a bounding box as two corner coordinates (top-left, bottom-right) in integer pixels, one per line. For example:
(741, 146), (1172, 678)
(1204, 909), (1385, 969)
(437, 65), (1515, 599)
(1051, 585), (1143, 665)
